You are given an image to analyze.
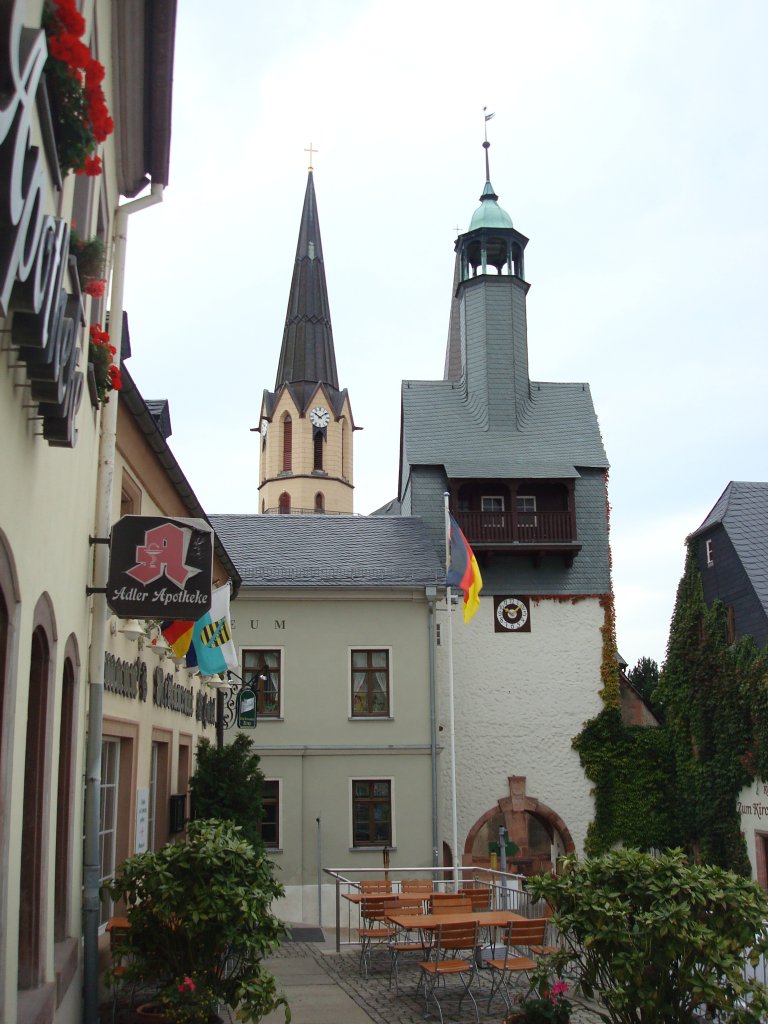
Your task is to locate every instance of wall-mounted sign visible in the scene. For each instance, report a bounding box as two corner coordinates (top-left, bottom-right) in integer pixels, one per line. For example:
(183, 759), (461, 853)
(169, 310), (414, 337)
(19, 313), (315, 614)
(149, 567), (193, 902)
(107, 516), (213, 619)
(237, 686), (257, 729)
(494, 595), (531, 633)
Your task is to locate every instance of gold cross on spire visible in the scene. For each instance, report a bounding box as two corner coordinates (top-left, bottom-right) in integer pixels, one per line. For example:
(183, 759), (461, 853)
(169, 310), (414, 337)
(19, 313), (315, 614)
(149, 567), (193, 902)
(305, 142), (319, 171)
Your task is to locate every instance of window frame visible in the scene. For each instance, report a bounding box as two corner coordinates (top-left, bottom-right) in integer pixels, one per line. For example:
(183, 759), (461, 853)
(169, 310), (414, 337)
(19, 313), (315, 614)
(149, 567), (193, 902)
(350, 647), (392, 718)
(350, 777), (394, 849)
(705, 538), (714, 567)
(481, 495), (505, 513)
(240, 648), (284, 718)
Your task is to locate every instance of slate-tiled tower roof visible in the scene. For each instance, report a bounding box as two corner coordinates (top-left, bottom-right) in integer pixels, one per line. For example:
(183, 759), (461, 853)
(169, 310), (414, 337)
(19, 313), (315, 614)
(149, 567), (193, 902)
(690, 481), (768, 619)
(275, 170), (339, 392)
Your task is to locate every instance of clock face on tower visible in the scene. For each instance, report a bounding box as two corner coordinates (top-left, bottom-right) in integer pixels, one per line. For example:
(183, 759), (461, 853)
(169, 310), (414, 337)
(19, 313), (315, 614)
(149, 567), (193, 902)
(493, 596), (531, 633)
(309, 406), (330, 428)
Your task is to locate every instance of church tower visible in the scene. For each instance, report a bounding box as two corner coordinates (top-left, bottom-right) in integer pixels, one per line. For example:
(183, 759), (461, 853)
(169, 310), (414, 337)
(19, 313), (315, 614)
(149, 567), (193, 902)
(258, 169), (355, 514)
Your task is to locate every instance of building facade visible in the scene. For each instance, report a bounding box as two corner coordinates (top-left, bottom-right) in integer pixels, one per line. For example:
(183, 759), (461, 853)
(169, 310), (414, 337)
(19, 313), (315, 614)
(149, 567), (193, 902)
(689, 482), (768, 886)
(212, 515), (443, 922)
(399, 146), (611, 873)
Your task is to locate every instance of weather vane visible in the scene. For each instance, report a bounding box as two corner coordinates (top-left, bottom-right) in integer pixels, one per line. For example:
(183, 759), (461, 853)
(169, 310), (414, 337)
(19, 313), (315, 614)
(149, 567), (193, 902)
(304, 142), (318, 171)
(482, 107), (495, 181)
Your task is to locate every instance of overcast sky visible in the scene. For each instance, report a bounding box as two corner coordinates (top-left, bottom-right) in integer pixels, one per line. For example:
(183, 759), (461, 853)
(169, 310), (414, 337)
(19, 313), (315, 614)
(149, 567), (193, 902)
(122, 0), (767, 670)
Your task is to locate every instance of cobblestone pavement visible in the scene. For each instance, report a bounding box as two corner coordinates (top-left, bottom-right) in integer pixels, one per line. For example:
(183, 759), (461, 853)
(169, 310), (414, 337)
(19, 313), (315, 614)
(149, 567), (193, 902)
(266, 938), (605, 1024)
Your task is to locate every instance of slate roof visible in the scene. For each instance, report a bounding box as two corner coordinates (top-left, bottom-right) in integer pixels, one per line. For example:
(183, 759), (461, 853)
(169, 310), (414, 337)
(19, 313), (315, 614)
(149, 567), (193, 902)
(690, 481), (768, 614)
(402, 379), (608, 477)
(208, 514), (444, 589)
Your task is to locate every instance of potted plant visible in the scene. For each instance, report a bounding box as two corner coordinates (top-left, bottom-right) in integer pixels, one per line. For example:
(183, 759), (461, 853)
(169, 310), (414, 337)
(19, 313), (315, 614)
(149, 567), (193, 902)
(503, 981), (571, 1023)
(87, 322), (121, 406)
(42, 0), (114, 176)
(70, 231), (106, 297)
(105, 819), (289, 1023)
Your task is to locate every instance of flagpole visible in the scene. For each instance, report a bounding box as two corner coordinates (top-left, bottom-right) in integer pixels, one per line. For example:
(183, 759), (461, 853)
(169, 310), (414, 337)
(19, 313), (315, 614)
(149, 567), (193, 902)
(444, 492), (460, 888)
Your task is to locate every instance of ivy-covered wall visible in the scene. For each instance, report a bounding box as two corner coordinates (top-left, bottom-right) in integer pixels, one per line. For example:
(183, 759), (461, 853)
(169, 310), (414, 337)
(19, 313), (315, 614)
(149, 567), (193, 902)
(575, 541), (768, 874)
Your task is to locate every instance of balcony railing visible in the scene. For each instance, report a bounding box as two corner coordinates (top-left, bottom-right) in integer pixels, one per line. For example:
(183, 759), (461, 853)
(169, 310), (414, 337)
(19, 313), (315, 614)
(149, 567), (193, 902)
(456, 510), (576, 546)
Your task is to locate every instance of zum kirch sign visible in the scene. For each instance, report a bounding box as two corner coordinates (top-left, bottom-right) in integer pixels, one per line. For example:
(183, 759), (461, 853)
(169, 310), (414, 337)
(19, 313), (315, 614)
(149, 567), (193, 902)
(107, 516), (213, 620)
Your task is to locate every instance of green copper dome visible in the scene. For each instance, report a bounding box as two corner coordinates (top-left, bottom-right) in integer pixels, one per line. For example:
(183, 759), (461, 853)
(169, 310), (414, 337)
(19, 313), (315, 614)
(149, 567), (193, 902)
(469, 181), (513, 231)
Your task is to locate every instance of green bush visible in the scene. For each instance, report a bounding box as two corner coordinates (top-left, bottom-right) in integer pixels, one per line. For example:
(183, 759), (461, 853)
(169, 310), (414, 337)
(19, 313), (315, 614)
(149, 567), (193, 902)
(527, 848), (768, 1024)
(105, 819), (289, 1022)
(189, 733), (266, 851)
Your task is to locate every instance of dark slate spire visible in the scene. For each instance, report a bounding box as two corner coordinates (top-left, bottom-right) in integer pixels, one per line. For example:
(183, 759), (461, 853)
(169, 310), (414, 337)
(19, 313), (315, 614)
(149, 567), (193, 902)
(275, 171), (339, 391)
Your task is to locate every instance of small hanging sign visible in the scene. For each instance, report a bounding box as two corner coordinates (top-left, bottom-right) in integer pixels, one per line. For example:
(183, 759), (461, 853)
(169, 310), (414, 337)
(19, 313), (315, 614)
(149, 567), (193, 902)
(237, 685), (257, 729)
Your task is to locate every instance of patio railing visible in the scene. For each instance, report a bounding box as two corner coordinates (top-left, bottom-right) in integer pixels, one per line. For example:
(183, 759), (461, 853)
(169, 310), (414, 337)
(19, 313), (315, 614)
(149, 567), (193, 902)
(323, 865), (542, 952)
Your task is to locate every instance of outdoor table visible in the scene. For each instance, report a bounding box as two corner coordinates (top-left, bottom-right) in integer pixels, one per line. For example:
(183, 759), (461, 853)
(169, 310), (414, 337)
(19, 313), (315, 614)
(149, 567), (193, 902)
(385, 909), (524, 930)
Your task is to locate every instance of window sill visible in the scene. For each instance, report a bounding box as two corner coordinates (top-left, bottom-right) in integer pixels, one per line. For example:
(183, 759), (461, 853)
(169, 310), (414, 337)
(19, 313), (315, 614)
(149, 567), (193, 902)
(349, 716), (394, 722)
(259, 716), (283, 722)
(265, 847), (283, 854)
(350, 846), (397, 853)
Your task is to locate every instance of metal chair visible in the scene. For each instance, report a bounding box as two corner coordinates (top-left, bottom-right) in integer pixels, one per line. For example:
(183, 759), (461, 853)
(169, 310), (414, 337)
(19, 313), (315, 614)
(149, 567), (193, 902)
(387, 897), (432, 991)
(416, 919), (481, 1024)
(485, 917), (547, 1012)
(358, 896), (397, 978)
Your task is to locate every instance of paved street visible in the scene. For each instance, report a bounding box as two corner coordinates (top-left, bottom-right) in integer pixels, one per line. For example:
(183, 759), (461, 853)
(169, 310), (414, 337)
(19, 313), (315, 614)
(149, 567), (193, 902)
(258, 931), (604, 1024)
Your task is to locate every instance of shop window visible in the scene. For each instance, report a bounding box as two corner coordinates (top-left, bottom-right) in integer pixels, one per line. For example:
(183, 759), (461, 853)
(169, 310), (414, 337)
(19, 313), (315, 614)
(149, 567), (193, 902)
(54, 653), (77, 940)
(19, 624), (52, 989)
(99, 738), (120, 926)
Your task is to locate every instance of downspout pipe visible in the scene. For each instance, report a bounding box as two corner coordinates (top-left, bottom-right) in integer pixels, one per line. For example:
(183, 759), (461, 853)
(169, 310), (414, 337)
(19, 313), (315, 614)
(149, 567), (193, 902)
(83, 183), (164, 1024)
(426, 586), (439, 868)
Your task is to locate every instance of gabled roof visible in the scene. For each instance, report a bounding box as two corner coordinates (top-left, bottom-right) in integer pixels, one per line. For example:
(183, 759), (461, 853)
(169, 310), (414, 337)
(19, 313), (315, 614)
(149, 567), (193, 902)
(690, 481), (768, 615)
(401, 378), (608, 479)
(208, 514), (444, 589)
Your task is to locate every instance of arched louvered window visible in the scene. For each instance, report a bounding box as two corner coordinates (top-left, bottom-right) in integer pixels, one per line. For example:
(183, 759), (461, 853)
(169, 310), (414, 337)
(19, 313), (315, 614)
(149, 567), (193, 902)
(278, 492), (290, 515)
(313, 431), (323, 472)
(315, 493), (325, 514)
(282, 415), (292, 471)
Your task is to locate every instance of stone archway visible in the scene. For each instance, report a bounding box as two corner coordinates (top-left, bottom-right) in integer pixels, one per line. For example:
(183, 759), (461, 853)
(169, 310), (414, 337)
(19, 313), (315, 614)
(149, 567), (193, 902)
(463, 776), (575, 876)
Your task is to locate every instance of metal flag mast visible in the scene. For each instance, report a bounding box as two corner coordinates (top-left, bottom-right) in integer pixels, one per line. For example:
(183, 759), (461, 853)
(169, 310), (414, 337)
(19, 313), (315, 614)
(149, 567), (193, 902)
(444, 491), (460, 887)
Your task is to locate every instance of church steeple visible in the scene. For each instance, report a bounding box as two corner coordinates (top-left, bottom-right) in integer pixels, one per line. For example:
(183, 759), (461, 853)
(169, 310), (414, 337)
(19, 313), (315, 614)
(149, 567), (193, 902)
(275, 170), (339, 392)
(258, 167), (355, 516)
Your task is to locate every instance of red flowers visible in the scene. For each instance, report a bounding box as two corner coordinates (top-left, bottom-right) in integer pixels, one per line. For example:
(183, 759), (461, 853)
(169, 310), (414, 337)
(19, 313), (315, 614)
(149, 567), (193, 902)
(43, 0), (114, 176)
(88, 324), (121, 404)
(178, 977), (196, 994)
(83, 278), (106, 298)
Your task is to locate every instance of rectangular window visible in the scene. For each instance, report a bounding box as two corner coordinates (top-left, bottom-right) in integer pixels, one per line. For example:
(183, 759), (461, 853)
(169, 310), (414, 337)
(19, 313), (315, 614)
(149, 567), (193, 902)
(351, 649), (390, 717)
(241, 649), (282, 716)
(352, 779), (392, 847)
(261, 780), (279, 849)
(705, 538), (714, 566)
(481, 496), (505, 512)
(99, 739), (120, 926)
(516, 495), (536, 514)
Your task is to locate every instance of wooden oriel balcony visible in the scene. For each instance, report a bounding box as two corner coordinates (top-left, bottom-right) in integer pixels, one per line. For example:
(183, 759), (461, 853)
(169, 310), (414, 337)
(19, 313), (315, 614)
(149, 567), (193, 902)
(455, 510), (582, 566)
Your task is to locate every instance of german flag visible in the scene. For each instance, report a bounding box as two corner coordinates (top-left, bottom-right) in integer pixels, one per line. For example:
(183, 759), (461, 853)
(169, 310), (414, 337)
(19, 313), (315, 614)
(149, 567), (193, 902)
(446, 515), (483, 623)
(160, 619), (194, 658)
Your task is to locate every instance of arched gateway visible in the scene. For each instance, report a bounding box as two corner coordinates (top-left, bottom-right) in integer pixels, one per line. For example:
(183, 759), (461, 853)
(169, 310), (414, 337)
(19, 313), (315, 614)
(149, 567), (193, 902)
(463, 776), (575, 876)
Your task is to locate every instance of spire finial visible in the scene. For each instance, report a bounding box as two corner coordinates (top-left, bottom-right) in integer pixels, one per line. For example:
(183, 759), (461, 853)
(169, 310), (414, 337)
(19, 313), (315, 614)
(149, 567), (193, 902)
(482, 108), (495, 182)
(304, 142), (319, 172)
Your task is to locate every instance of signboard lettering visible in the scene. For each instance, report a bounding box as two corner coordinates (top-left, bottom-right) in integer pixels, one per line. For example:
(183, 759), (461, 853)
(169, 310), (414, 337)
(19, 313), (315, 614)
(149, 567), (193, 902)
(237, 686), (257, 729)
(107, 516), (213, 619)
(1, 1), (83, 447)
